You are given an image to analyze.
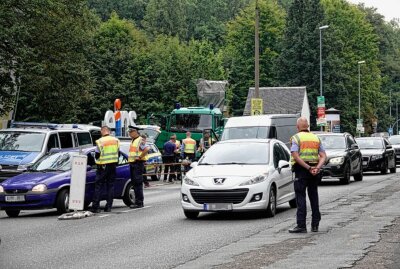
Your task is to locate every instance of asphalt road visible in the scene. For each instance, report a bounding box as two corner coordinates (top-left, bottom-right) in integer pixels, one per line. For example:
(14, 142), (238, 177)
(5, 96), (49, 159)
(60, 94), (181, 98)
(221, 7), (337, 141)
(1, 171), (399, 269)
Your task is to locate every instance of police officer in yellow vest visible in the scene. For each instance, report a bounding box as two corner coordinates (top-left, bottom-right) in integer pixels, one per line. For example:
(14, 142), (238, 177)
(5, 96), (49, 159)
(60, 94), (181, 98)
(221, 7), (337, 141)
(92, 126), (120, 213)
(180, 131), (196, 172)
(289, 117), (326, 233)
(128, 125), (150, 208)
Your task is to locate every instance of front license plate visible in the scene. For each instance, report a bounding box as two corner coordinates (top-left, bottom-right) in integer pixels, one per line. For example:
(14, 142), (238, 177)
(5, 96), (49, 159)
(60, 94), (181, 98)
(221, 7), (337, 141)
(5, 195), (25, 202)
(362, 161), (368, 166)
(204, 203), (233, 211)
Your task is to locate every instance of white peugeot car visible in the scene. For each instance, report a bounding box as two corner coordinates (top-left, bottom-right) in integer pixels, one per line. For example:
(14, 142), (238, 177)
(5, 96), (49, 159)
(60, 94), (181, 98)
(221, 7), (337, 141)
(181, 139), (296, 219)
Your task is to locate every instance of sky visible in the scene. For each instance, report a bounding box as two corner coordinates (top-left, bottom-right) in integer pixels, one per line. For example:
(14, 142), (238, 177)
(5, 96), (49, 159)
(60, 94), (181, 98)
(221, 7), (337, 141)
(347, 0), (399, 21)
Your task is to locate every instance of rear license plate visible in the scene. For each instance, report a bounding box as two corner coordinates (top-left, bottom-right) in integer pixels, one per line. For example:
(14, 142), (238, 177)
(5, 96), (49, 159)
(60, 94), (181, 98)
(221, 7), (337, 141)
(362, 161), (368, 166)
(5, 195), (25, 202)
(203, 203), (233, 211)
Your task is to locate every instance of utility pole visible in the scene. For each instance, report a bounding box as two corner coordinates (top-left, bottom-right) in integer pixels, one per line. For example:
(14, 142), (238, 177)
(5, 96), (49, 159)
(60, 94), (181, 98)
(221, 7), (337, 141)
(390, 89), (392, 118)
(255, 0), (260, 98)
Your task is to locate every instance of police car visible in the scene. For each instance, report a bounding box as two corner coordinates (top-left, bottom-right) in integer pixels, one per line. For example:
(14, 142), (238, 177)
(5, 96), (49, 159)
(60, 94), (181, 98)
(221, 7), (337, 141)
(0, 122), (100, 182)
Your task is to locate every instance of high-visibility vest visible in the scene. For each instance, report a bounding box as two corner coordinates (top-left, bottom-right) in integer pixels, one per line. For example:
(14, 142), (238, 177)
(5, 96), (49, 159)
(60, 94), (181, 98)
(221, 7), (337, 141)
(290, 131), (320, 166)
(175, 141), (181, 153)
(128, 137), (149, 162)
(95, 136), (119, 165)
(183, 138), (196, 154)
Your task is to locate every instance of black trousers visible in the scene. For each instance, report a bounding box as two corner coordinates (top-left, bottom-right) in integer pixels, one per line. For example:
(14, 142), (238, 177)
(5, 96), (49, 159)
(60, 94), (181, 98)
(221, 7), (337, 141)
(293, 168), (321, 228)
(175, 154), (182, 180)
(92, 163), (116, 210)
(162, 155), (175, 181)
(130, 162), (144, 206)
(183, 153), (195, 172)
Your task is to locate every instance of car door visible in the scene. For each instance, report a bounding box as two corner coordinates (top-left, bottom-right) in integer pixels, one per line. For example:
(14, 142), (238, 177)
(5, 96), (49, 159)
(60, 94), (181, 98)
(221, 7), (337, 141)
(384, 139), (395, 168)
(346, 135), (360, 173)
(114, 152), (130, 198)
(271, 142), (291, 201)
(276, 143), (293, 200)
(85, 151), (97, 203)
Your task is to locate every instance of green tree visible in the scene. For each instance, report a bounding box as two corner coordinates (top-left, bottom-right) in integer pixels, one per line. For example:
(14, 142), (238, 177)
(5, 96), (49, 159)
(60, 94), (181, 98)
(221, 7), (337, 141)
(276, 0), (325, 128)
(85, 12), (148, 123)
(5, 0), (98, 122)
(87, 0), (149, 27)
(321, 0), (382, 134)
(142, 0), (189, 39)
(223, 0), (286, 115)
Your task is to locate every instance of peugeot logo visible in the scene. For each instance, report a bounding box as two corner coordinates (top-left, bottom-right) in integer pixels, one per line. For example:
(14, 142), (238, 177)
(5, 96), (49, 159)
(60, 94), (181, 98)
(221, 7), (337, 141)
(213, 178), (226, 184)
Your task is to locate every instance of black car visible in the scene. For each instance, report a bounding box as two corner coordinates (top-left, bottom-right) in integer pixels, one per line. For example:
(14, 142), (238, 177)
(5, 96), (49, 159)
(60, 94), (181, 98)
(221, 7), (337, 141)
(317, 133), (363, 184)
(388, 135), (400, 163)
(355, 137), (396, 174)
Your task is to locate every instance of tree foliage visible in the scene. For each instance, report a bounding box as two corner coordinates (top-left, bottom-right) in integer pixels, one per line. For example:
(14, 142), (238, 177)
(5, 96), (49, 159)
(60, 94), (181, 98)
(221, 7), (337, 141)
(223, 0), (286, 115)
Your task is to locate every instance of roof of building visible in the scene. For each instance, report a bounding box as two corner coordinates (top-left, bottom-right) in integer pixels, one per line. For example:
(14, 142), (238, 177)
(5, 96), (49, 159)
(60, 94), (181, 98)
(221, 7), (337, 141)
(243, 87), (308, 116)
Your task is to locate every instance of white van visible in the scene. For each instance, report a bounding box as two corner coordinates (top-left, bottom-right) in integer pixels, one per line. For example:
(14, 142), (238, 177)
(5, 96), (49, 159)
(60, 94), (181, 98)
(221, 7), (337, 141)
(221, 114), (298, 147)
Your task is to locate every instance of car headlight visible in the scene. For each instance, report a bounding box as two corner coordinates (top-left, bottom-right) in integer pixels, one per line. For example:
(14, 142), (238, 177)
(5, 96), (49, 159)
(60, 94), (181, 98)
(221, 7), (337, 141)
(329, 157), (345, 165)
(240, 174), (268, 186)
(0, 185), (4, 193)
(32, 184), (47, 192)
(371, 155), (383, 161)
(183, 176), (199, 186)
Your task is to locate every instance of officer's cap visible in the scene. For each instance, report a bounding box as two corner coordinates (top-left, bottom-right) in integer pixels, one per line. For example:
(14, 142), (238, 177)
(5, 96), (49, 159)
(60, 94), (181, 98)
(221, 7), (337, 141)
(128, 125), (143, 132)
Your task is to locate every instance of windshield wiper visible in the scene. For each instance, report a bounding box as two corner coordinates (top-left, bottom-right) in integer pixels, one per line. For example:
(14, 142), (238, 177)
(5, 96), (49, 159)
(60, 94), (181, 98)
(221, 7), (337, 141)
(37, 168), (65, 172)
(216, 162), (247, 165)
(199, 162), (214, 165)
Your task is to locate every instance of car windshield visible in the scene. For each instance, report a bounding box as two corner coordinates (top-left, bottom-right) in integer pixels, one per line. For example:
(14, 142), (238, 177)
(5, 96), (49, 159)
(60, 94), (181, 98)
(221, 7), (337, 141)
(319, 135), (346, 149)
(0, 131), (46, 152)
(31, 151), (79, 172)
(389, 136), (400, 145)
(199, 142), (269, 165)
(355, 139), (383, 149)
(170, 114), (212, 132)
(221, 127), (270, 140)
(140, 129), (159, 140)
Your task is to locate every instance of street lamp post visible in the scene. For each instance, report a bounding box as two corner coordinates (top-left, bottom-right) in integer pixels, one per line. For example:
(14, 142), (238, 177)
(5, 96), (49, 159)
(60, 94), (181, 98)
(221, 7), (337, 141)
(319, 25), (329, 131)
(358, 60), (366, 137)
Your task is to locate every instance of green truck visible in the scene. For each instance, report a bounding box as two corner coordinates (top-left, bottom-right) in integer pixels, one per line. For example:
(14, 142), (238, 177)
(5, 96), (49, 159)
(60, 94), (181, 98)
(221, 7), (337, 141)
(147, 106), (224, 150)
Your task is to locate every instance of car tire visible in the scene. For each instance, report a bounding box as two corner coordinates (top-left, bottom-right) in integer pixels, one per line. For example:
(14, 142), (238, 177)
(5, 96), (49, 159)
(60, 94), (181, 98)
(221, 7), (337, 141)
(289, 198), (297, 208)
(340, 163), (351, 185)
(5, 209), (20, 218)
(381, 160), (388, 175)
(184, 210), (199, 219)
(265, 187), (276, 218)
(151, 166), (161, 181)
(353, 163), (363, 181)
(390, 164), (397, 173)
(123, 183), (135, 207)
(56, 188), (70, 214)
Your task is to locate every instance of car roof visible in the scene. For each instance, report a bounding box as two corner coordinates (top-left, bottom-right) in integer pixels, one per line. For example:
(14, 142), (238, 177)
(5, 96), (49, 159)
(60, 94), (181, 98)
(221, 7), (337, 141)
(356, 136), (382, 140)
(218, 139), (272, 144)
(1, 127), (90, 133)
(316, 132), (349, 137)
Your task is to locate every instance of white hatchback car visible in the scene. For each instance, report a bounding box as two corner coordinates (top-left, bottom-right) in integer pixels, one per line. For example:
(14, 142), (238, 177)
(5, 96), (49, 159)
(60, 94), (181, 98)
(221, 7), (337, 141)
(181, 139), (296, 219)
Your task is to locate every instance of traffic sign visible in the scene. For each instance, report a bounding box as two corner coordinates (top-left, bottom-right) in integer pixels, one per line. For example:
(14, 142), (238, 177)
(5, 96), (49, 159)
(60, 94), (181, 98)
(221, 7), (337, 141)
(251, 98), (263, 116)
(388, 128), (393, 135)
(317, 96), (325, 108)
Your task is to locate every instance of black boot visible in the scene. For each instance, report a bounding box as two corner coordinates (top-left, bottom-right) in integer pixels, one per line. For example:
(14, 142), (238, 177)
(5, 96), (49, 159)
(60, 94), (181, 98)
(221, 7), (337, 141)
(289, 226), (307, 233)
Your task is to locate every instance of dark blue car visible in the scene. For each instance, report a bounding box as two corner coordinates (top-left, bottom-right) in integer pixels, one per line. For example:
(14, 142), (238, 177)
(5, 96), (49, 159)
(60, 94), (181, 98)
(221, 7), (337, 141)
(0, 147), (134, 217)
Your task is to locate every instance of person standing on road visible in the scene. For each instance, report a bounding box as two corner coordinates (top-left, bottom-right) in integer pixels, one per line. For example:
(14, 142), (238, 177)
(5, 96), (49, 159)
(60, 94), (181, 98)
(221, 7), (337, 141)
(172, 134), (182, 181)
(128, 126), (150, 209)
(181, 131), (196, 172)
(289, 117), (326, 233)
(162, 135), (177, 182)
(92, 126), (120, 213)
(140, 134), (151, 188)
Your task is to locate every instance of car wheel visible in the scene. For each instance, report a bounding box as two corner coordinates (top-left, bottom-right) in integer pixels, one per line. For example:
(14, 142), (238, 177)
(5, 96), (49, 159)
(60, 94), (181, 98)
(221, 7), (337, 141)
(151, 166), (161, 181)
(390, 164), (397, 173)
(184, 210), (199, 219)
(5, 209), (20, 218)
(56, 188), (70, 214)
(289, 198), (297, 208)
(265, 186), (276, 218)
(340, 163), (351, 185)
(123, 183), (135, 207)
(353, 163), (363, 181)
(381, 159), (388, 174)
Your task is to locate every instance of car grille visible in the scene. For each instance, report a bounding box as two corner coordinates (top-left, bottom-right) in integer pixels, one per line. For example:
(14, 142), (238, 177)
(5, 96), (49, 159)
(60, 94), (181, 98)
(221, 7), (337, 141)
(0, 169), (21, 182)
(190, 189), (249, 204)
(395, 148), (400, 154)
(5, 189), (29, 194)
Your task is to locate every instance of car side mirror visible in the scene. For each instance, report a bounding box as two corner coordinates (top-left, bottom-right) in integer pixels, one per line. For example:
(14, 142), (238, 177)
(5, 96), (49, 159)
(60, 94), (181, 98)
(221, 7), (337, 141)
(278, 160), (290, 173)
(386, 145), (392, 149)
(190, 162), (198, 168)
(351, 144), (359, 150)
